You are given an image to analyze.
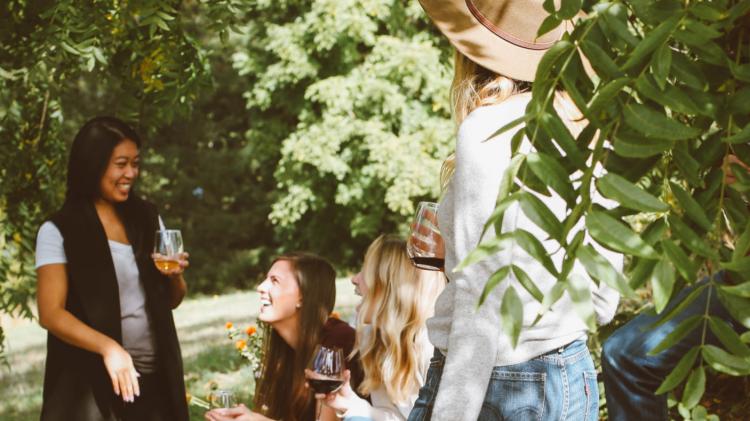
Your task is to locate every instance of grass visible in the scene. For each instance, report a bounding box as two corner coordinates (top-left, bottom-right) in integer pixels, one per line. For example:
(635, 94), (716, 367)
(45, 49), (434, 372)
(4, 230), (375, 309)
(0, 279), (359, 421)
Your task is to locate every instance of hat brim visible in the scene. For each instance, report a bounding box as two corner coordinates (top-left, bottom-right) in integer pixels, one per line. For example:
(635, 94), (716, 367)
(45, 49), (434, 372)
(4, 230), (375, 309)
(419, 0), (574, 82)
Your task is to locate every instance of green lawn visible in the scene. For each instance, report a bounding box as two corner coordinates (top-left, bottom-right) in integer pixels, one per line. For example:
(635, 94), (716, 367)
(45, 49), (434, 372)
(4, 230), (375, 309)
(0, 279), (359, 420)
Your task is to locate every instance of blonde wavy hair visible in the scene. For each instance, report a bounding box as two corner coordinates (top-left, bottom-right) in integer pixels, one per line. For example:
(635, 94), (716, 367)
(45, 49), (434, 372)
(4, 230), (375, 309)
(355, 234), (445, 404)
(441, 50), (583, 189)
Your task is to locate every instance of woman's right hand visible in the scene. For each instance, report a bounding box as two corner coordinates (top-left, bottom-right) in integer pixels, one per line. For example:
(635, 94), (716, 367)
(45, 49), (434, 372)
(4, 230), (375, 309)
(101, 341), (140, 402)
(205, 404), (271, 420)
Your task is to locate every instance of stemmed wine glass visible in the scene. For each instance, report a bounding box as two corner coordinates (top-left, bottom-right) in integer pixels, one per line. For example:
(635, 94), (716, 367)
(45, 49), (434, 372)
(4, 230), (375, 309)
(153, 229), (183, 271)
(305, 345), (345, 395)
(407, 201), (445, 271)
(209, 389), (235, 409)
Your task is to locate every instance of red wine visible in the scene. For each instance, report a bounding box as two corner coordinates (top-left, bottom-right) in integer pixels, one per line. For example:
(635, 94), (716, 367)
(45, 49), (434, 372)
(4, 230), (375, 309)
(308, 378), (343, 394)
(412, 256), (444, 271)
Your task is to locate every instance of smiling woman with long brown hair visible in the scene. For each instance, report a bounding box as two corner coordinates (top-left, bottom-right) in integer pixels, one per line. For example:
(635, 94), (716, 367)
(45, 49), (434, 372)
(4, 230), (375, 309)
(205, 252), (363, 421)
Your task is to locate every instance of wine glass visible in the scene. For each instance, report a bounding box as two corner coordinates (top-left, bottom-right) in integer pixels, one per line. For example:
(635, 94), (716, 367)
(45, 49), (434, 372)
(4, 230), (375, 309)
(153, 229), (183, 272)
(305, 345), (345, 395)
(209, 389), (235, 408)
(407, 202), (445, 271)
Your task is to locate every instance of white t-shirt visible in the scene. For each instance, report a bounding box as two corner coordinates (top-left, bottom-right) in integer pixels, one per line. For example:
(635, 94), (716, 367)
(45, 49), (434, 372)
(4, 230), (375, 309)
(36, 221), (157, 373)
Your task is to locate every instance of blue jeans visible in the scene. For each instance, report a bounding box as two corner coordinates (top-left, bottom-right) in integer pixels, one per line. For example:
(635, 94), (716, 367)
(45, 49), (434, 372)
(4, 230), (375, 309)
(601, 275), (739, 421)
(408, 340), (599, 421)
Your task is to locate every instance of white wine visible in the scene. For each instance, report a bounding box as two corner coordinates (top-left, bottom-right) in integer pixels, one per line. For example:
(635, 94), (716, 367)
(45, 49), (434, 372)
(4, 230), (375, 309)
(154, 259), (179, 271)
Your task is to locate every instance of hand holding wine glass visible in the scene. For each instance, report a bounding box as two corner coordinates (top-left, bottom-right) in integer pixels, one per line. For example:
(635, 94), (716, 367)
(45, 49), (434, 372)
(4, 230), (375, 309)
(305, 345), (345, 395)
(152, 229), (189, 277)
(407, 202), (445, 271)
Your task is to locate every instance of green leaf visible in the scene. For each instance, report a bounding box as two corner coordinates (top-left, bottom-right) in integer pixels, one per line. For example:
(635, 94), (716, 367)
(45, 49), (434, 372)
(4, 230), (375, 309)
(661, 239), (697, 282)
(702, 345), (750, 375)
(557, 0), (583, 19)
(634, 75), (703, 116)
(568, 273), (596, 330)
(518, 192), (563, 241)
(587, 77), (630, 119)
(535, 280), (568, 322)
(648, 315), (703, 355)
(486, 116), (526, 143)
(537, 15), (562, 38)
(621, 16), (682, 72)
(613, 132), (675, 158)
(501, 286), (524, 348)
(652, 284), (708, 328)
(597, 173), (668, 212)
(651, 259), (676, 313)
(732, 221), (750, 261)
(669, 182), (713, 231)
(577, 244), (636, 298)
(527, 152), (575, 203)
(673, 146), (704, 187)
(729, 87), (750, 115)
(668, 215), (718, 259)
(681, 366), (705, 409)
(717, 289), (750, 329)
(623, 103), (701, 140)
(535, 40), (574, 82)
(511, 265), (545, 303)
(720, 257), (750, 273)
(480, 192), (521, 242)
(651, 44), (672, 90)
(586, 211), (658, 259)
(512, 229), (560, 277)
(708, 317), (750, 357)
(478, 266), (511, 307)
(690, 3), (726, 21)
(721, 281), (750, 298)
(725, 123), (750, 144)
(729, 62), (750, 83)
(655, 346), (700, 394)
(580, 40), (622, 79)
(538, 112), (587, 168)
(454, 234), (511, 272)
(672, 53), (708, 91)
(599, 3), (640, 48)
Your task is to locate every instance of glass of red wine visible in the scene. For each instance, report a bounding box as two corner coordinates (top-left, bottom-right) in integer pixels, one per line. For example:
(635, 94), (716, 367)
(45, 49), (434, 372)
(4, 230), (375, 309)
(407, 201), (445, 271)
(306, 345), (345, 395)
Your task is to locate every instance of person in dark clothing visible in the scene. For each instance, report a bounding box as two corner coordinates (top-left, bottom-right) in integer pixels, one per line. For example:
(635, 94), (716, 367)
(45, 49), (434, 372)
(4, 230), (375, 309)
(205, 252), (363, 421)
(35, 116), (189, 421)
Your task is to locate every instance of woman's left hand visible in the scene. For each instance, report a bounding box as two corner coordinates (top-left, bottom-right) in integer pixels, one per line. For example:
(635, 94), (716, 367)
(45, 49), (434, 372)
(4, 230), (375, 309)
(152, 251), (189, 277)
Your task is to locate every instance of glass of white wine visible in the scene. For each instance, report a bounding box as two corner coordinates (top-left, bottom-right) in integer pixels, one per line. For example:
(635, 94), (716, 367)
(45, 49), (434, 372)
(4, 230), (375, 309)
(153, 229), (183, 272)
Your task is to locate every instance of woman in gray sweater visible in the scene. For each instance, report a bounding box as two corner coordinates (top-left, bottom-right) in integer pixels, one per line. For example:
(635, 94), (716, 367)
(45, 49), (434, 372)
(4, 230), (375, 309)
(408, 1), (621, 420)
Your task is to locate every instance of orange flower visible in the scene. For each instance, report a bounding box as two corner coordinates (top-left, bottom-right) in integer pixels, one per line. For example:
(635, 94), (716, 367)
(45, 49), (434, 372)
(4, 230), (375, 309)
(246, 325), (257, 336)
(225, 322), (233, 329)
(330, 311), (341, 320)
(235, 339), (247, 350)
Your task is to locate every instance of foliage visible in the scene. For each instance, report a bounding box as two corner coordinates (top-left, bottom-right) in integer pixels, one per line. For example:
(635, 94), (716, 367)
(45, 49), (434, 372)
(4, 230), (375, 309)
(468, 0), (750, 416)
(230, 0), (453, 264)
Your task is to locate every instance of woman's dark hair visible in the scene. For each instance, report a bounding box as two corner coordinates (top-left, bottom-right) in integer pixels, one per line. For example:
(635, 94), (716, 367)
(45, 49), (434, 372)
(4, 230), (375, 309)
(254, 252), (336, 421)
(65, 116), (141, 203)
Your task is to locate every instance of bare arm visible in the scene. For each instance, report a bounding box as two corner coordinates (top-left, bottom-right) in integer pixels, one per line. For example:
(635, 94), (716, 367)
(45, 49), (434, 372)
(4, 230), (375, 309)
(37, 264), (140, 402)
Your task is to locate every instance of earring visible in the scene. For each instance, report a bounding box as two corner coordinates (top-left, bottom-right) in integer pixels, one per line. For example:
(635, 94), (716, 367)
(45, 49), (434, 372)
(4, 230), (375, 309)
(296, 303), (301, 308)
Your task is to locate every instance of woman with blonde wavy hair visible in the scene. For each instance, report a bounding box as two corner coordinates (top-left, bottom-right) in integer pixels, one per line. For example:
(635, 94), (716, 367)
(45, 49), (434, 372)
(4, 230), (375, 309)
(314, 234), (445, 420)
(405, 1), (622, 421)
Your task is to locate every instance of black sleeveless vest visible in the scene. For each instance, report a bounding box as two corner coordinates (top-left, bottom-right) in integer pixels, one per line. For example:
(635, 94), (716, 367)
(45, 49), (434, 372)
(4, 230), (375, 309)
(40, 197), (188, 421)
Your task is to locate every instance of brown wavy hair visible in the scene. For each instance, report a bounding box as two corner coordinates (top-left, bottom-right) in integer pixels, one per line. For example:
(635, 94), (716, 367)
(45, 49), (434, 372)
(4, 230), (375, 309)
(253, 252), (336, 421)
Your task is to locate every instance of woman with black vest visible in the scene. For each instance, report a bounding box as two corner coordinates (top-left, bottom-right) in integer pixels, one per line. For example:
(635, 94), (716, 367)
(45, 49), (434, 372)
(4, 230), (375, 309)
(35, 116), (189, 421)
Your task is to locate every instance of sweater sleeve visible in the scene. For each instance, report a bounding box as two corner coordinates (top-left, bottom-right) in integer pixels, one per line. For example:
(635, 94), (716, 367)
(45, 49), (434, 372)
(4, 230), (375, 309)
(429, 105), (520, 421)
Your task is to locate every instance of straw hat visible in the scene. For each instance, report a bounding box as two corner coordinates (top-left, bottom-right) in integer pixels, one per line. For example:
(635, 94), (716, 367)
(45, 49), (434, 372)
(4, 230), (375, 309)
(419, 0), (576, 82)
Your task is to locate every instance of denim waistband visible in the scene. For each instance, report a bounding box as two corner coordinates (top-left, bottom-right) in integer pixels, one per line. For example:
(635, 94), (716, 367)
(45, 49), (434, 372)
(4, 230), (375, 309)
(533, 339), (589, 365)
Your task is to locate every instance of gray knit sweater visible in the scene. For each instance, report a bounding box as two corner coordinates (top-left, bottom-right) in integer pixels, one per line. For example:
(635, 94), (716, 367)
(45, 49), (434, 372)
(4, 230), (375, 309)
(427, 94), (621, 420)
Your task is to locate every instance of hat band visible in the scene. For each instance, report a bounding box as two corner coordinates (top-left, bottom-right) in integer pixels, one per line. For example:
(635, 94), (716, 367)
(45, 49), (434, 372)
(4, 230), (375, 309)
(465, 0), (556, 51)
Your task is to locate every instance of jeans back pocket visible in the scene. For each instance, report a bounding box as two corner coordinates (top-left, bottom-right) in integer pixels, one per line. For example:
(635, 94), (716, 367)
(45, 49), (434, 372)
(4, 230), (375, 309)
(480, 371), (546, 421)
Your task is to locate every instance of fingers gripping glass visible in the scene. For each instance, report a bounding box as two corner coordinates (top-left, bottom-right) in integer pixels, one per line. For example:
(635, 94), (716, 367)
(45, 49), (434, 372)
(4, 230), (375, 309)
(153, 229), (183, 271)
(305, 346), (345, 394)
(407, 202), (445, 271)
